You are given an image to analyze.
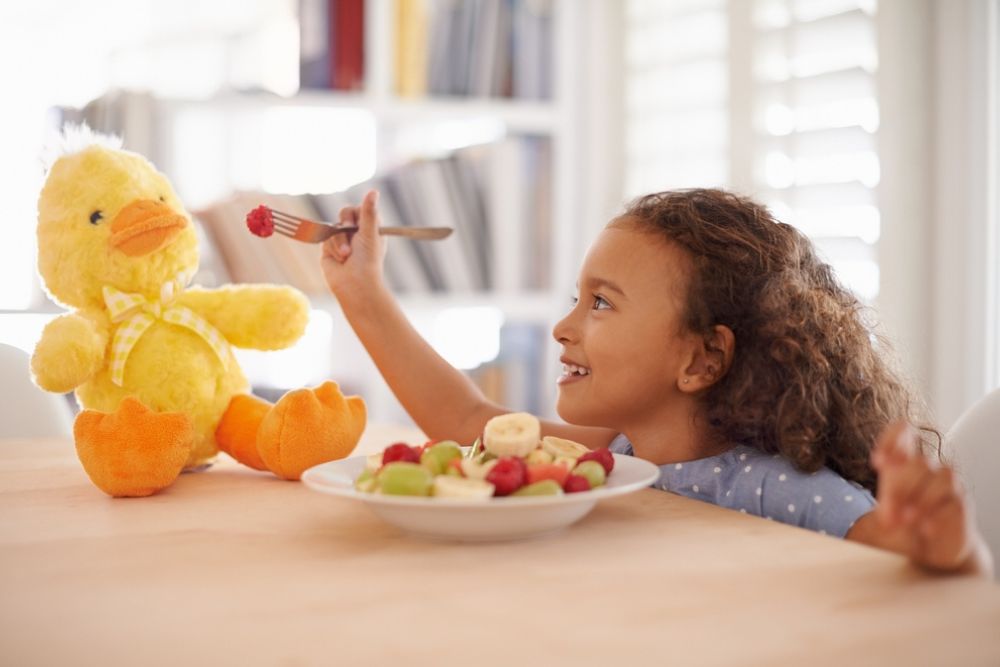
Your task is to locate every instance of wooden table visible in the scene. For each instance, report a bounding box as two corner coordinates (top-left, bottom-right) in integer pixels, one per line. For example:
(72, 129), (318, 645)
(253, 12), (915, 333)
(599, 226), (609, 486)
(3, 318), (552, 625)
(3, 428), (1000, 666)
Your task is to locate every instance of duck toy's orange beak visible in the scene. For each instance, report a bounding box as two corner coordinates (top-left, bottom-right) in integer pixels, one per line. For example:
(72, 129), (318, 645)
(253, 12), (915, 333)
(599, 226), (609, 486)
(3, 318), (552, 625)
(108, 199), (187, 257)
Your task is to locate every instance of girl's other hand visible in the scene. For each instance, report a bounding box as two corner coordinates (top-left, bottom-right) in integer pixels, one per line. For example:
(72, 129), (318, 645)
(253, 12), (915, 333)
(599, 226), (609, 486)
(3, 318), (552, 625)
(871, 421), (986, 573)
(321, 189), (388, 299)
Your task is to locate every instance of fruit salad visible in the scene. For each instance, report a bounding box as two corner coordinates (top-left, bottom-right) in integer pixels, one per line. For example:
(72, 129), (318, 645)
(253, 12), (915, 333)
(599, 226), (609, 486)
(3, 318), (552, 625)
(354, 413), (615, 500)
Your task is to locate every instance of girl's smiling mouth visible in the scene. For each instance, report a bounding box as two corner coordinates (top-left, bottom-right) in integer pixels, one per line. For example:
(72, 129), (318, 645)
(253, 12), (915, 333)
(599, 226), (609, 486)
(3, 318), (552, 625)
(558, 362), (591, 385)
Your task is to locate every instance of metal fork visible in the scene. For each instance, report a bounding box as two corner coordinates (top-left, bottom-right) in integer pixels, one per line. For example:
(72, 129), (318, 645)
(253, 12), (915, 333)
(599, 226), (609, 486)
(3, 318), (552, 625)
(269, 207), (453, 243)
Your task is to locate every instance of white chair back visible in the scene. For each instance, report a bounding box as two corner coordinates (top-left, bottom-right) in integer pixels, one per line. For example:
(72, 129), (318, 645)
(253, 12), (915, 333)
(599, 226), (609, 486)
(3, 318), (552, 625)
(0, 343), (74, 438)
(946, 387), (1000, 578)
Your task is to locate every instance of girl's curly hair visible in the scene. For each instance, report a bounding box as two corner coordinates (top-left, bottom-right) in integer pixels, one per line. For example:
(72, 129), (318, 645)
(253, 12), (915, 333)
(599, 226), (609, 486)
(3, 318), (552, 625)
(620, 188), (940, 493)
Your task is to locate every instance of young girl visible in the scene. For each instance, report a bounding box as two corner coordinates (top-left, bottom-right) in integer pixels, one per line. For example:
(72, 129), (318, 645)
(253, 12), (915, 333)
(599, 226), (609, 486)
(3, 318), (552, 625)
(321, 187), (993, 577)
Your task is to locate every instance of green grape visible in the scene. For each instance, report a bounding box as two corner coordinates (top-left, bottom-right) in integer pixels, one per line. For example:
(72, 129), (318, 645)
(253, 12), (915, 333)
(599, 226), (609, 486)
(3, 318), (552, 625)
(420, 441), (462, 475)
(512, 480), (564, 496)
(378, 462), (433, 496)
(573, 460), (607, 488)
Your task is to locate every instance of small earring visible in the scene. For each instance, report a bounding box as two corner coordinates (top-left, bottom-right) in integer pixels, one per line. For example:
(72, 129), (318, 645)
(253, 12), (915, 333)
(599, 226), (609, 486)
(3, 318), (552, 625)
(682, 379), (689, 384)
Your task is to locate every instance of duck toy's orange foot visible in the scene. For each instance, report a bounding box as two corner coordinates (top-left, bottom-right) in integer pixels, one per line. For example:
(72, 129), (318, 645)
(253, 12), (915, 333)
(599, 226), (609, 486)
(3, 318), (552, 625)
(217, 381), (366, 481)
(74, 397), (194, 497)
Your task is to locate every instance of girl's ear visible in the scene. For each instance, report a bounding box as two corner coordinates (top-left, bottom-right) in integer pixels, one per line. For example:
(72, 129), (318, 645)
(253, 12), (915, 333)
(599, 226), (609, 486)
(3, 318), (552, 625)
(679, 324), (735, 392)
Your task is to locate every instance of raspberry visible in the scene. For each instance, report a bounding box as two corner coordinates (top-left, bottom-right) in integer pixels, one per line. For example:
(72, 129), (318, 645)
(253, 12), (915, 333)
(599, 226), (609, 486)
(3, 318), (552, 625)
(246, 205), (274, 237)
(382, 442), (421, 466)
(563, 474), (591, 493)
(577, 448), (614, 475)
(485, 457), (528, 496)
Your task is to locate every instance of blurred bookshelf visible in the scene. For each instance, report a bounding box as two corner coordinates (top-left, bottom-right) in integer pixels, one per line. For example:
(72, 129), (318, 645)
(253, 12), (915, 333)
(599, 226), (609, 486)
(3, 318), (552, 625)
(54, 0), (623, 425)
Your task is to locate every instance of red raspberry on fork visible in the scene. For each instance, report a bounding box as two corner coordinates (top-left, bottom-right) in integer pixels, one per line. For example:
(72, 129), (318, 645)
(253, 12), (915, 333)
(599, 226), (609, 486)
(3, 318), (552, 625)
(246, 205), (274, 237)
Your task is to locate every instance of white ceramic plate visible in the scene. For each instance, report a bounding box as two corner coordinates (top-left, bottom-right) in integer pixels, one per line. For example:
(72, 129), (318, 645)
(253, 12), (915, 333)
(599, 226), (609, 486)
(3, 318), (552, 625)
(302, 453), (661, 541)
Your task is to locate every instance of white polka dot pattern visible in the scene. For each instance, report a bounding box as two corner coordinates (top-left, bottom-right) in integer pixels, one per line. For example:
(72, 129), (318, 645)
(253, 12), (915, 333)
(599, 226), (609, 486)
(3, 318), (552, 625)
(605, 435), (876, 538)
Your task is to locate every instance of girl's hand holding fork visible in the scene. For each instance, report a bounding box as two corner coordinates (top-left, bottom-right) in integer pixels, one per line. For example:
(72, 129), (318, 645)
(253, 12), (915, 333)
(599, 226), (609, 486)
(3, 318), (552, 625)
(321, 189), (387, 302)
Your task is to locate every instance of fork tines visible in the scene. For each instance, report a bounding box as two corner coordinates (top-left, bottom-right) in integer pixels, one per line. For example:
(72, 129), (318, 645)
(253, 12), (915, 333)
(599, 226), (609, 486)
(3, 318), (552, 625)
(269, 208), (310, 237)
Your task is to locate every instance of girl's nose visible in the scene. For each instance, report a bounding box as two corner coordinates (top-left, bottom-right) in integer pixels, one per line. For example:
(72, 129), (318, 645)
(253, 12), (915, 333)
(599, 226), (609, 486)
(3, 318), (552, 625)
(552, 308), (577, 344)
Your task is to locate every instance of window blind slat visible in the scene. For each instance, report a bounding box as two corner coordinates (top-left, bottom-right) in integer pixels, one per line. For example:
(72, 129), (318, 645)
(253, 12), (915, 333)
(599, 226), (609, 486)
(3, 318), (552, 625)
(625, 0), (882, 300)
(750, 0), (880, 298)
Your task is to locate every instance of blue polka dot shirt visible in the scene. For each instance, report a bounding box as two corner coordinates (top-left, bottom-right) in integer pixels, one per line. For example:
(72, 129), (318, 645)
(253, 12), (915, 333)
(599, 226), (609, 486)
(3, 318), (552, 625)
(609, 435), (876, 538)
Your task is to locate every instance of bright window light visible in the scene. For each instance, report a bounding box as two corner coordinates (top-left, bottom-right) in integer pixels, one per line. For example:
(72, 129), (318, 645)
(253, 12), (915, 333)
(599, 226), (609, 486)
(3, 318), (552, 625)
(795, 98), (879, 133)
(789, 48), (877, 78)
(790, 205), (881, 244)
(765, 150), (880, 189)
(765, 104), (796, 135)
(260, 107), (376, 194)
(393, 118), (506, 160)
(831, 259), (879, 301)
(0, 313), (60, 354)
(171, 109), (231, 209)
(763, 98), (879, 136)
(793, 150), (880, 187)
(764, 151), (796, 188)
(427, 307), (504, 370)
(754, 0), (791, 29)
(233, 308), (334, 388)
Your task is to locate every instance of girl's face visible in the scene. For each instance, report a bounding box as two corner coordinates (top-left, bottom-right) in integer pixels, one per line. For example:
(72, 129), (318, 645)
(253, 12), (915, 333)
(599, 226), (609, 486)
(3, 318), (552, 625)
(552, 224), (695, 430)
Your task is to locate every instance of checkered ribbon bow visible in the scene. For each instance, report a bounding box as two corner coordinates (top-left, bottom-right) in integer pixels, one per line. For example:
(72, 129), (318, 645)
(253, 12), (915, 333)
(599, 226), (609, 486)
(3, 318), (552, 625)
(103, 273), (229, 387)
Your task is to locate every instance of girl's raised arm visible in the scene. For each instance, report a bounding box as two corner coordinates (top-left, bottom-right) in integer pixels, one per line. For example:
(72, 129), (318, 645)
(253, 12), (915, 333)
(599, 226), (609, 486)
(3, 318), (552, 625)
(321, 189), (618, 449)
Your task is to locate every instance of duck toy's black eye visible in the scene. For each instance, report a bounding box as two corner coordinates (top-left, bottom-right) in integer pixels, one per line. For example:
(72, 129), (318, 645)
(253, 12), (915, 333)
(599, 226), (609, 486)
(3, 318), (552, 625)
(158, 195), (166, 202)
(89, 210), (103, 225)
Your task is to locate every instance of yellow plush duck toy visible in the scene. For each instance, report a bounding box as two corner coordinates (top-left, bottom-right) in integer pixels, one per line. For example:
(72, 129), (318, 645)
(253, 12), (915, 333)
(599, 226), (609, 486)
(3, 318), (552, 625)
(31, 129), (366, 497)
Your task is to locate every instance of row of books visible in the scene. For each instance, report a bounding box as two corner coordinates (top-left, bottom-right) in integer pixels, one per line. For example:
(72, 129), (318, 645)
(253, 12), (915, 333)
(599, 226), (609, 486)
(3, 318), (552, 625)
(300, 0), (366, 91)
(196, 136), (553, 295)
(399, 0), (554, 99)
(469, 321), (550, 415)
(298, 0), (554, 99)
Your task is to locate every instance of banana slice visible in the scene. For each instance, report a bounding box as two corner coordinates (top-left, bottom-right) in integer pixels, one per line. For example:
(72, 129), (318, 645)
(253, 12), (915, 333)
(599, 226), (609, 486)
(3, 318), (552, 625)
(553, 455), (578, 469)
(460, 457), (499, 480)
(525, 448), (554, 465)
(541, 435), (590, 460)
(432, 476), (495, 500)
(365, 452), (384, 471)
(483, 412), (541, 458)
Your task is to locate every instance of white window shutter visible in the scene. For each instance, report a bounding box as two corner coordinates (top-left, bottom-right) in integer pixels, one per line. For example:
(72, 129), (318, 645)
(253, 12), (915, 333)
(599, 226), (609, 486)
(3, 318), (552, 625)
(749, 0), (881, 300)
(625, 0), (881, 300)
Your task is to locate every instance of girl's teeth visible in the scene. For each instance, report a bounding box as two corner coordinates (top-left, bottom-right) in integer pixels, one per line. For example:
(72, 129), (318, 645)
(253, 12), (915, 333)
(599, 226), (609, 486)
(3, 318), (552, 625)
(562, 364), (590, 376)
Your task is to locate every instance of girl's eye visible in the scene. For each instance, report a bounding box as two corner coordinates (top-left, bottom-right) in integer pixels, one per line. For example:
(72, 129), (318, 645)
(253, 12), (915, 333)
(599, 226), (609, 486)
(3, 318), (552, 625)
(89, 210), (103, 225)
(570, 294), (611, 310)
